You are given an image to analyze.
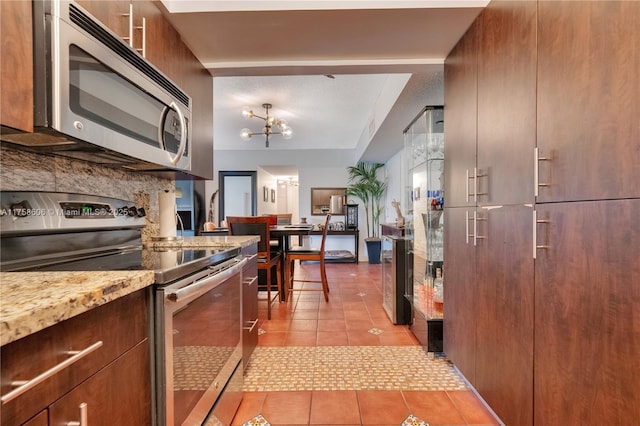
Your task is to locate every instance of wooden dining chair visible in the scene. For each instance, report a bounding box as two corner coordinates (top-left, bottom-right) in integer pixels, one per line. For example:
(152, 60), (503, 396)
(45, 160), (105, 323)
(284, 214), (331, 302)
(227, 216), (282, 319)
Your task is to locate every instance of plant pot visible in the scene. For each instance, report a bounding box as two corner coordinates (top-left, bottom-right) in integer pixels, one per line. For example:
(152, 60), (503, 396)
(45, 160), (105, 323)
(365, 239), (382, 264)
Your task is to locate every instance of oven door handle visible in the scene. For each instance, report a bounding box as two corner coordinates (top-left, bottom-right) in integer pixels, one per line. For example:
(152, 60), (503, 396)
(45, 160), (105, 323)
(167, 257), (246, 302)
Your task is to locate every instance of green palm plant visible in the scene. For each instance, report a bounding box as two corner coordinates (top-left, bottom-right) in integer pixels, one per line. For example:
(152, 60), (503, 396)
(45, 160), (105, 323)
(346, 162), (387, 239)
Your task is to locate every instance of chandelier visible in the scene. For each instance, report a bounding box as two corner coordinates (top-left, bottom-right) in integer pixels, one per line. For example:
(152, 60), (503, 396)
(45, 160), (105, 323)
(240, 103), (293, 148)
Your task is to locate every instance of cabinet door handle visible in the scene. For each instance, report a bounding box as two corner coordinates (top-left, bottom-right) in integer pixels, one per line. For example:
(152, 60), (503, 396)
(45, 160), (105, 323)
(473, 211), (487, 246)
(245, 275), (258, 287)
(465, 210), (470, 244)
(534, 147), (552, 197)
(466, 169), (472, 203)
(66, 402), (88, 426)
(533, 210), (550, 259)
(475, 168), (488, 200)
(121, 3), (133, 47)
(244, 319), (259, 332)
(1, 342), (103, 404)
(135, 17), (146, 58)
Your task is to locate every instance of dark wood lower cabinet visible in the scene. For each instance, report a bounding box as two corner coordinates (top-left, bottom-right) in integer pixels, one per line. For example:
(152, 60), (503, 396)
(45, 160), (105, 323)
(49, 341), (152, 425)
(242, 244), (259, 370)
(443, 207), (477, 383)
(534, 199), (640, 425)
(475, 205), (533, 426)
(1, 290), (151, 426)
(445, 205), (534, 426)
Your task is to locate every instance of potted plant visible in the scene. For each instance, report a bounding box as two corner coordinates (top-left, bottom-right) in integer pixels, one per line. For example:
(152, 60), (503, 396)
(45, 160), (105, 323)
(346, 162), (387, 264)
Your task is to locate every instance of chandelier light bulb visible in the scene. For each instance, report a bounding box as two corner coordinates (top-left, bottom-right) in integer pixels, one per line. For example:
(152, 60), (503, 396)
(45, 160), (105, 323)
(282, 128), (293, 139)
(278, 119), (288, 130)
(242, 107), (253, 119)
(240, 128), (253, 140)
(267, 116), (276, 126)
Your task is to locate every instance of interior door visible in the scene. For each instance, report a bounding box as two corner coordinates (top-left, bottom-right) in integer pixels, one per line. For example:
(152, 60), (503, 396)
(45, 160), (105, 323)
(219, 171), (257, 222)
(534, 199), (640, 425)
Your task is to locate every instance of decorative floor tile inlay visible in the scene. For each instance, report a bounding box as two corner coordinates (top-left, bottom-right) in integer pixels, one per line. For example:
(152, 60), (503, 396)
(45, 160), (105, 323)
(243, 414), (270, 426)
(243, 346), (468, 392)
(258, 328), (266, 335)
(402, 414), (430, 426)
(357, 292), (367, 296)
(368, 327), (384, 335)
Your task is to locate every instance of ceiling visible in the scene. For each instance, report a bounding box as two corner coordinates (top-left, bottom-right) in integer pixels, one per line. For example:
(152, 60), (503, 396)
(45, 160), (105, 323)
(160, 1), (487, 165)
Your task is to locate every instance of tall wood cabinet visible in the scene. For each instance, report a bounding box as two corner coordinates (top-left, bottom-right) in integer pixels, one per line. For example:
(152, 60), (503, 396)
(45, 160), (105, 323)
(533, 2), (640, 424)
(444, 1), (640, 425)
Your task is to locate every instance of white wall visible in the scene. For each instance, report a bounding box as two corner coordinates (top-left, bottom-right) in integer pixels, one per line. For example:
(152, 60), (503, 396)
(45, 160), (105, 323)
(209, 146), (408, 261)
(257, 167), (278, 215)
(383, 150), (404, 225)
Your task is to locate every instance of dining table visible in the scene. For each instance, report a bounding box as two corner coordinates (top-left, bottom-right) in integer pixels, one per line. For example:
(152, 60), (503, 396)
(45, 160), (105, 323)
(202, 224), (315, 300)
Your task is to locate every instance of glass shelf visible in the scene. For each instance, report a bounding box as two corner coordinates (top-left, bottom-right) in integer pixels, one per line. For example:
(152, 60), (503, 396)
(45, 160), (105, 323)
(403, 106), (444, 321)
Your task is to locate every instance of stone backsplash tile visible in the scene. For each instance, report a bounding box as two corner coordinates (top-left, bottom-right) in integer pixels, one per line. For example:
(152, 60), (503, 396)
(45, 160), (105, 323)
(0, 147), (173, 240)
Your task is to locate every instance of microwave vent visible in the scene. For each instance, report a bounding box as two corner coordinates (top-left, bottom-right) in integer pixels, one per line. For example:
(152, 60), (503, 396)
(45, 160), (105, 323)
(68, 4), (190, 109)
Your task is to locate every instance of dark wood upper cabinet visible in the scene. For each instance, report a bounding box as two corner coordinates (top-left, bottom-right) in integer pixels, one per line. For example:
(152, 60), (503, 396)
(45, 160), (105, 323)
(477, 1), (537, 206)
(444, 19), (479, 209)
(75, 0), (131, 40)
(536, 1), (640, 203)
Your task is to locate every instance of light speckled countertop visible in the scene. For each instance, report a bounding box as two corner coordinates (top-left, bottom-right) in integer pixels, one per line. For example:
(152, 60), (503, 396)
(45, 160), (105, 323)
(0, 236), (259, 347)
(146, 235), (259, 250)
(0, 270), (154, 346)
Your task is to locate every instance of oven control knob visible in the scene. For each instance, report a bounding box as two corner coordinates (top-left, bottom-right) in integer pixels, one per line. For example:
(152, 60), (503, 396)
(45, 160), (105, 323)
(136, 207), (146, 217)
(127, 206), (138, 217)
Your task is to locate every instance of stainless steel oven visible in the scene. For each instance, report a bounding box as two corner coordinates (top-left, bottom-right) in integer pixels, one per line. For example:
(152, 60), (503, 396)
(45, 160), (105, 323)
(0, 192), (244, 425)
(155, 257), (244, 426)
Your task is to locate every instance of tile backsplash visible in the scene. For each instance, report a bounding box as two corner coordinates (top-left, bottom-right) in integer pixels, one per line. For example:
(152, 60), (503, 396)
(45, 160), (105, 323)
(0, 146), (173, 241)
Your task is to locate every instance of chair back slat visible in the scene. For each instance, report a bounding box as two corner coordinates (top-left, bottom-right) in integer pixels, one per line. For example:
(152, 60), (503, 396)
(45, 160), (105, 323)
(319, 214), (331, 256)
(226, 216), (273, 257)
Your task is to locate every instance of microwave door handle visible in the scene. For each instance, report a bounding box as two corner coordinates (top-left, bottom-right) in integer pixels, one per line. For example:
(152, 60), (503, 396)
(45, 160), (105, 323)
(159, 101), (187, 166)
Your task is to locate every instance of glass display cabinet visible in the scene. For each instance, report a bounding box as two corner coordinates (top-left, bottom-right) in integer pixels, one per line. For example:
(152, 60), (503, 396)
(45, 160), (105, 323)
(403, 106), (444, 351)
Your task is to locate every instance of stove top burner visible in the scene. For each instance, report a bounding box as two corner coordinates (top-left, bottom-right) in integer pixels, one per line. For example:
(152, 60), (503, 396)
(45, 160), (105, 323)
(4, 246), (240, 285)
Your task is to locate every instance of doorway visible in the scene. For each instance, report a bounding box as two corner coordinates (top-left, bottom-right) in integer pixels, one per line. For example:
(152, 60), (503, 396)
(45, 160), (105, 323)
(219, 171), (257, 221)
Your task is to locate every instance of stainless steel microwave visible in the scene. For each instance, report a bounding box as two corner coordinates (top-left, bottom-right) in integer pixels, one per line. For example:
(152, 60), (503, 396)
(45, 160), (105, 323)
(3, 0), (192, 172)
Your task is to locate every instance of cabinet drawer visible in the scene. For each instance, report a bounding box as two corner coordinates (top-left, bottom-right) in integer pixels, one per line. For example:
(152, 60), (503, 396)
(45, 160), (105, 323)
(1, 289), (148, 425)
(49, 340), (152, 426)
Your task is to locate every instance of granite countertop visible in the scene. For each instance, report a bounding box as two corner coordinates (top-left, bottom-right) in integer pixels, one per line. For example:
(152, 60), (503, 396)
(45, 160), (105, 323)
(0, 270), (155, 346)
(146, 235), (259, 250)
(0, 236), (259, 347)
